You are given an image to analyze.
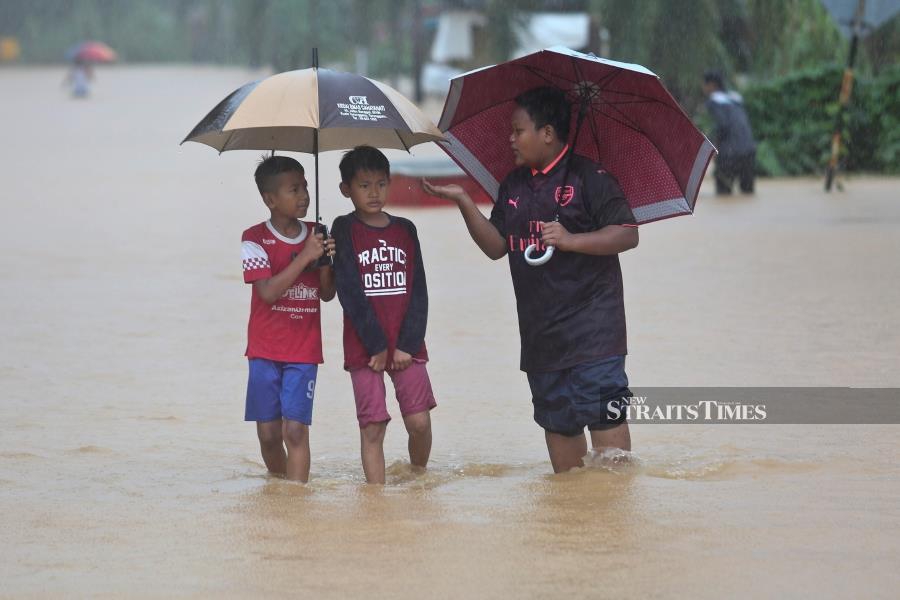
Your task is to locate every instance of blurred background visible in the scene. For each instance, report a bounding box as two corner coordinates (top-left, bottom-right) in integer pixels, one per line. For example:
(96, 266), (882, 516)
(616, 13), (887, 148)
(2, 0), (899, 177)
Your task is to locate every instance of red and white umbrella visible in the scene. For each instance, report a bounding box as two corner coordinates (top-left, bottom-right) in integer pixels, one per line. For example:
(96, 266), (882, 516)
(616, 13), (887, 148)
(437, 46), (715, 225)
(65, 41), (117, 63)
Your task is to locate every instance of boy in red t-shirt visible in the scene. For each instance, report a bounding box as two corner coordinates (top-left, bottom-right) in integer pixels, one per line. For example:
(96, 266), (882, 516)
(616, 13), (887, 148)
(240, 156), (335, 482)
(331, 146), (436, 484)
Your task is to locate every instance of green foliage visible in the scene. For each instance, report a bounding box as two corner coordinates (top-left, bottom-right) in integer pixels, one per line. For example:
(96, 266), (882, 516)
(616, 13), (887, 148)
(741, 65), (900, 175)
(863, 65), (900, 173)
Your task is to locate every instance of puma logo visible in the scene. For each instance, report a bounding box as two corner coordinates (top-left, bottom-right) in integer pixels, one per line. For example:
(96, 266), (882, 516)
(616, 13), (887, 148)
(508, 197), (519, 209)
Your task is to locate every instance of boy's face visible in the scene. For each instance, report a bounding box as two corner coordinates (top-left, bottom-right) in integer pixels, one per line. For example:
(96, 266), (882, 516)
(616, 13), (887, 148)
(509, 106), (554, 168)
(264, 170), (309, 219)
(340, 169), (390, 216)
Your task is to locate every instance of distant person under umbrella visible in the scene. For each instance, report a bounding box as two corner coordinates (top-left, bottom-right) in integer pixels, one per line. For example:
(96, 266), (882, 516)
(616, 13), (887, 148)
(64, 58), (93, 99)
(703, 71), (757, 195)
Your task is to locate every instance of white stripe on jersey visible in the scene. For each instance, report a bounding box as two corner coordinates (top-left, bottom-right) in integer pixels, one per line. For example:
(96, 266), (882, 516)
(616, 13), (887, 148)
(241, 240), (270, 272)
(364, 288), (406, 296)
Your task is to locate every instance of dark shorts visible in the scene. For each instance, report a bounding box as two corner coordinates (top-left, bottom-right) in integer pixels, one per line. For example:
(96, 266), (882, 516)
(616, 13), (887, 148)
(527, 355), (630, 437)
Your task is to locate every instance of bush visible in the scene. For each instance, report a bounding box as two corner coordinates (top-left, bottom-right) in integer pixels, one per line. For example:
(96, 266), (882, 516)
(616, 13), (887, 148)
(741, 65), (900, 175)
(866, 65), (900, 173)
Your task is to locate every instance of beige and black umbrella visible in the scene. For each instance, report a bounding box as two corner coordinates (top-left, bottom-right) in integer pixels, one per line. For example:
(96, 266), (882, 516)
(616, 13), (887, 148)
(182, 51), (443, 224)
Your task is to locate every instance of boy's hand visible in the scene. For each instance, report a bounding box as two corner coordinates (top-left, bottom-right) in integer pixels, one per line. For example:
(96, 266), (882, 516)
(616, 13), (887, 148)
(422, 179), (468, 203)
(368, 349), (387, 372)
(298, 232), (326, 264)
(540, 221), (575, 252)
(390, 350), (413, 371)
(324, 235), (336, 257)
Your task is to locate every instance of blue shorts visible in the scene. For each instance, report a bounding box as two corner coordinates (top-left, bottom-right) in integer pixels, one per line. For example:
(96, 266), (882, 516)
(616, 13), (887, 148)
(527, 355), (630, 437)
(245, 359), (317, 425)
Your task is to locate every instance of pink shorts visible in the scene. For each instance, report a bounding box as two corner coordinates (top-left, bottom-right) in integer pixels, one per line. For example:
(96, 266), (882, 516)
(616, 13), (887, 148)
(349, 361), (436, 428)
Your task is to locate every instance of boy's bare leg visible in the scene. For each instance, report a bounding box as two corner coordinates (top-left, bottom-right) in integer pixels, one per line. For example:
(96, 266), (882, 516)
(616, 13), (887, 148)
(282, 419), (310, 482)
(589, 421), (631, 454)
(360, 421), (388, 484)
(545, 431), (588, 473)
(256, 420), (286, 476)
(402, 411), (432, 470)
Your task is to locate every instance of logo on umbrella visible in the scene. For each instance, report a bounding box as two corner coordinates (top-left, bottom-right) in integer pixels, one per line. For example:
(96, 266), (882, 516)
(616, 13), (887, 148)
(349, 96), (369, 105)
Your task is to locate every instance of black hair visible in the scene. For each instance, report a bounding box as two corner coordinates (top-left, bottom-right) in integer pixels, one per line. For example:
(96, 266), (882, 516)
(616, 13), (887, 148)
(254, 155), (304, 194)
(339, 145), (390, 184)
(514, 86), (571, 143)
(703, 70), (726, 90)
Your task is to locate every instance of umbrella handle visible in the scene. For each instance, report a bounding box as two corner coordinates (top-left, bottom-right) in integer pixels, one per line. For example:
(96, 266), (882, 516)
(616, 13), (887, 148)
(523, 244), (555, 266)
(314, 222), (333, 268)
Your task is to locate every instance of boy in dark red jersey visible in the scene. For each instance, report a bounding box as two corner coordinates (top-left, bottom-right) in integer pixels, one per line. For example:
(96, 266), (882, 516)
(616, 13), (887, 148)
(424, 87), (638, 473)
(331, 146), (435, 484)
(241, 156), (335, 482)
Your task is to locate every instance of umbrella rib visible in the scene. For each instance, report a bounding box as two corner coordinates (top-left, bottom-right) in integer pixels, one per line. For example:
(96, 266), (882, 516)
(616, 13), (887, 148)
(579, 103), (646, 136)
(520, 63), (623, 90)
(219, 129), (237, 155)
(396, 129), (412, 153)
(588, 92), (689, 134)
(521, 65), (571, 88)
(570, 58), (645, 136)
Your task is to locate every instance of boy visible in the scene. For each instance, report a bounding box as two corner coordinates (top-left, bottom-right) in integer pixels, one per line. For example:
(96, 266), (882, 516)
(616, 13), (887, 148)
(240, 155), (336, 482)
(331, 146), (436, 485)
(423, 86), (637, 473)
(702, 70), (757, 194)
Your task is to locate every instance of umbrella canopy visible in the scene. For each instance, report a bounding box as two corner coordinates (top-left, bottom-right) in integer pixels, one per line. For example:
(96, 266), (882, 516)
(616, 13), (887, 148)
(182, 67), (443, 154)
(65, 41), (117, 63)
(182, 65), (443, 225)
(820, 0), (900, 38)
(437, 46), (715, 224)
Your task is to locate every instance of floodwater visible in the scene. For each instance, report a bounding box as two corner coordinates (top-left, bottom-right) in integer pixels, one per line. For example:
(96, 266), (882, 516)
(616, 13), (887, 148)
(1, 66), (899, 598)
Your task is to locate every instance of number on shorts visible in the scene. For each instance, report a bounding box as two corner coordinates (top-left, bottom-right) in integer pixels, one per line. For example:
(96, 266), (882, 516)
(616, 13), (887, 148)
(306, 379), (316, 400)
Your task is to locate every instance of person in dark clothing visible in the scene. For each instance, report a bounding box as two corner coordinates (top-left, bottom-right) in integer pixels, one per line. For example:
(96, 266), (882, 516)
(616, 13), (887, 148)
(423, 86), (638, 474)
(331, 146), (436, 484)
(703, 70), (757, 194)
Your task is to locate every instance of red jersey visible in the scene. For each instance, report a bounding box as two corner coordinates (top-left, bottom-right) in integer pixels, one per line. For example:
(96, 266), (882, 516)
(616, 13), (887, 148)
(331, 214), (428, 370)
(241, 220), (323, 364)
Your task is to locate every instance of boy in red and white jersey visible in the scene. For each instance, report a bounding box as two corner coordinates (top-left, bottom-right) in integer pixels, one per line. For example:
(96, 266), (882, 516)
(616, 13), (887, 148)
(241, 156), (335, 482)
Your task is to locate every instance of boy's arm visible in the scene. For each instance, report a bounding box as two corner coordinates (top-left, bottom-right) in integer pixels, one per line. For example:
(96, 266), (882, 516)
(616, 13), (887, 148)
(395, 220), (427, 369)
(540, 223), (638, 255)
(332, 216), (388, 356)
(421, 179), (507, 260)
(318, 234), (337, 302)
(249, 233), (326, 305)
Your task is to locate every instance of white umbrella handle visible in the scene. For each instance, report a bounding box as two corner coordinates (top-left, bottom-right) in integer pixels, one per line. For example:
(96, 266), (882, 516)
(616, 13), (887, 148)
(524, 244), (555, 266)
